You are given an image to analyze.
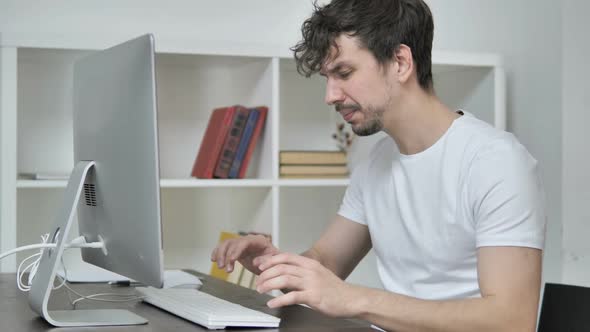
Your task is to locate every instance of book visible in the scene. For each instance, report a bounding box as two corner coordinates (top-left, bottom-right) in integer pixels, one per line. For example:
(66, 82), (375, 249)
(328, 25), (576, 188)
(213, 106), (250, 178)
(226, 261), (245, 285)
(279, 150), (347, 165)
(279, 174), (350, 179)
(279, 165), (349, 176)
(191, 106), (238, 179)
(236, 106), (268, 179)
(228, 108), (260, 179)
(239, 268), (255, 289)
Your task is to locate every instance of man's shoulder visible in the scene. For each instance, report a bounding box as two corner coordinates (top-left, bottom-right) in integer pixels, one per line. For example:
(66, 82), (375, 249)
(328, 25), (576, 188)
(453, 113), (531, 162)
(455, 115), (539, 185)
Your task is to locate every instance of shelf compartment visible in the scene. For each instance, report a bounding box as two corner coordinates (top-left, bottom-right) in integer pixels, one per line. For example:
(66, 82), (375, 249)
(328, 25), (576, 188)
(433, 66), (497, 126)
(155, 53), (274, 180)
(17, 48), (275, 182)
(279, 59), (340, 152)
(17, 48), (89, 177)
(161, 187), (272, 272)
(278, 186), (382, 289)
(278, 57), (500, 173)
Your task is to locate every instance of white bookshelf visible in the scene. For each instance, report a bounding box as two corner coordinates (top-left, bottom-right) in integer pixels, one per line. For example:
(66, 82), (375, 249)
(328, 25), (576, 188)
(0, 33), (505, 289)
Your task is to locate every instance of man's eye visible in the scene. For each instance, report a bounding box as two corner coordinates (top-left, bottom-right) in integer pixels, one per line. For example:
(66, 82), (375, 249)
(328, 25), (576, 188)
(338, 71), (352, 79)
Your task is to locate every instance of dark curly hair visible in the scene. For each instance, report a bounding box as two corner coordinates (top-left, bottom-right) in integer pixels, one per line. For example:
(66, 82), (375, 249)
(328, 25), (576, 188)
(292, 0), (434, 92)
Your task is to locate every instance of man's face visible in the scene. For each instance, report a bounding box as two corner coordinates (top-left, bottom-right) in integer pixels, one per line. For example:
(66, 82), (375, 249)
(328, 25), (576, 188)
(320, 35), (396, 136)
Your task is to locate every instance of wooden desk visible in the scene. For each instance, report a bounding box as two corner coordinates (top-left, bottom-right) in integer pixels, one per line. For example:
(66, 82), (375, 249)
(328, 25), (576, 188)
(0, 271), (373, 331)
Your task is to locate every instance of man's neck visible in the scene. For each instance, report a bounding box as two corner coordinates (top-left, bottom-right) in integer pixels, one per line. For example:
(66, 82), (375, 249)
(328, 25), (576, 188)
(382, 90), (459, 155)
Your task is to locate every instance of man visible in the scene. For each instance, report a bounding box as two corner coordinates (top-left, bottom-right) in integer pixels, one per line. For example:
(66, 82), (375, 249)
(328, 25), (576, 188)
(211, 0), (546, 331)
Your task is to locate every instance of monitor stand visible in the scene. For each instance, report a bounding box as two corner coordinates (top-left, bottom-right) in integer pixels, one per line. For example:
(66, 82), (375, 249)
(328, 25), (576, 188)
(28, 161), (148, 327)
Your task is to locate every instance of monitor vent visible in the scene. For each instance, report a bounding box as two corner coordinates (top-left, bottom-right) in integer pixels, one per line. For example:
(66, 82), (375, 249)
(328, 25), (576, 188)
(84, 184), (97, 207)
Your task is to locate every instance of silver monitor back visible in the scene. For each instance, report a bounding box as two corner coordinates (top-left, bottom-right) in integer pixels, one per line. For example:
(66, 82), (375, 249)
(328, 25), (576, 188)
(28, 34), (164, 327)
(73, 34), (163, 288)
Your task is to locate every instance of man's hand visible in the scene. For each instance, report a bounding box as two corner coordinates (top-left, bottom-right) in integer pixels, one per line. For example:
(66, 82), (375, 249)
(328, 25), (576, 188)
(210, 234), (280, 275)
(254, 252), (362, 318)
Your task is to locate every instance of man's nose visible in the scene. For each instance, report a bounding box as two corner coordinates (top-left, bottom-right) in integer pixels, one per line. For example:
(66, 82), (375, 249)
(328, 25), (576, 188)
(324, 79), (345, 105)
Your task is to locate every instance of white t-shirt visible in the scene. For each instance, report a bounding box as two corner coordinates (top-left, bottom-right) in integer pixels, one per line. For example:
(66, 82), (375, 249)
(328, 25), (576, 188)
(338, 112), (546, 300)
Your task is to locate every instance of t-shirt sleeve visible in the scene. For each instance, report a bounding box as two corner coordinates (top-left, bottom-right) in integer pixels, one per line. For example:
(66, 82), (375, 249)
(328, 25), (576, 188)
(468, 137), (546, 249)
(338, 161), (367, 225)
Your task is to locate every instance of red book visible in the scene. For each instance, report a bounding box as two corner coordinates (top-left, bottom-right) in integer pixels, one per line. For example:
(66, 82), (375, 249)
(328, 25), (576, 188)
(237, 106), (268, 179)
(213, 106), (250, 178)
(191, 106), (238, 179)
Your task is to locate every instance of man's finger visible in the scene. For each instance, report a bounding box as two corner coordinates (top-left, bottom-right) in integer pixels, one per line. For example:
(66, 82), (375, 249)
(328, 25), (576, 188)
(226, 240), (250, 272)
(267, 290), (306, 308)
(214, 239), (234, 268)
(253, 253), (274, 267)
(256, 264), (305, 287)
(258, 253), (316, 271)
(257, 274), (304, 294)
(210, 247), (218, 261)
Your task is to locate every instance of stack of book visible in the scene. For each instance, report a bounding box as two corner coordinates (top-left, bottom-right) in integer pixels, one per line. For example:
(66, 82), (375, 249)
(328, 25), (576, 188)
(279, 150), (349, 178)
(191, 105), (268, 179)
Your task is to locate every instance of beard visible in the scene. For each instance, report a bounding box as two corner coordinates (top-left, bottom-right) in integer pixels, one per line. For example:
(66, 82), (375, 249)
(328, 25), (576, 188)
(352, 115), (383, 136)
(349, 105), (384, 136)
(336, 103), (384, 136)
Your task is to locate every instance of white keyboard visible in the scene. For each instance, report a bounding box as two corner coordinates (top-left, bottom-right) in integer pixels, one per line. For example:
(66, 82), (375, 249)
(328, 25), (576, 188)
(136, 287), (280, 329)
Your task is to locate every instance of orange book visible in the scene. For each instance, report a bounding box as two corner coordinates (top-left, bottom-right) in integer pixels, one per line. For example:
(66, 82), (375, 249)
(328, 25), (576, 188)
(191, 106), (238, 179)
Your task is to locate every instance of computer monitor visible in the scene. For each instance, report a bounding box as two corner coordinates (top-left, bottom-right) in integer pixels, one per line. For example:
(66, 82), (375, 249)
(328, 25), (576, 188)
(28, 34), (164, 327)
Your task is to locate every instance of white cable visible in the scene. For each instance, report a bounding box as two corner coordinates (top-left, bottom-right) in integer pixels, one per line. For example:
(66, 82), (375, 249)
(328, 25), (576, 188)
(58, 274), (144, 306)
(64, 283), (198, 306)
(17, 253), (41, 291)
(30, 234), (49, 284)
(0, 243), (58, 260)
(17, 233), (50, 291)
(0, 237), (104, 260)
(58, 256), (144, 306)
(68, 289), (144, 306)
(58, 258), (77, 305)
(1, 234), (105, 292)
(5, 234), (145, 307)
(53, 255), (68, 290)
(56, 256), (144, 306)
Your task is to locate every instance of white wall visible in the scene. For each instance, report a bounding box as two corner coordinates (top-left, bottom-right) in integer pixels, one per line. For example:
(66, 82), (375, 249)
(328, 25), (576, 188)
(425, 0), (563, 283)
(562, 0), (590, 286)
(0, 0), (309, 48)
(0, 0), (564, 282)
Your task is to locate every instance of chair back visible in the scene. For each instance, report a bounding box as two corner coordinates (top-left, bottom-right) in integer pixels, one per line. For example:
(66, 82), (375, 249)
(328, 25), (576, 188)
(538, 282), (590, 331)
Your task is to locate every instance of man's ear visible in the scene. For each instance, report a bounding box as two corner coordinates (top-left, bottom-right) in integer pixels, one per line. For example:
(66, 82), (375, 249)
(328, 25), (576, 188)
(394, 44), (414, 84)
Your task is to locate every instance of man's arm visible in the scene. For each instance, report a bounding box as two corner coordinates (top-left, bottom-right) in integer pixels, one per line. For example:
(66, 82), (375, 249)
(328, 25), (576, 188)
(253, 215), (371, 295)
(256, 246), (542, 332)
(302, 214), (372, 279)
(353, 246), (542, 331)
